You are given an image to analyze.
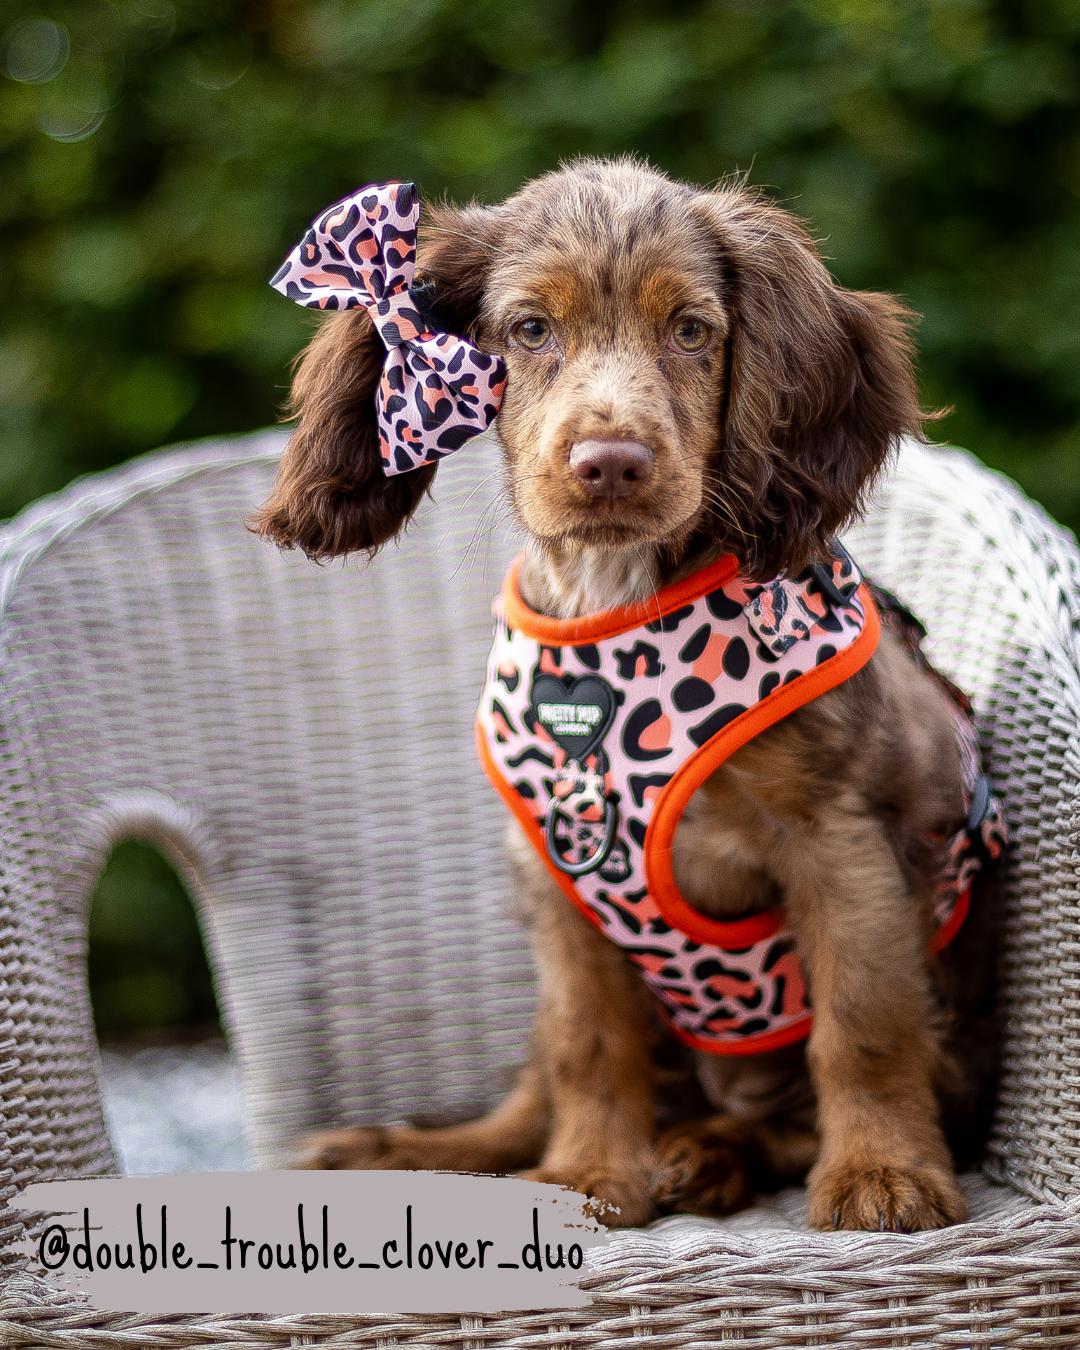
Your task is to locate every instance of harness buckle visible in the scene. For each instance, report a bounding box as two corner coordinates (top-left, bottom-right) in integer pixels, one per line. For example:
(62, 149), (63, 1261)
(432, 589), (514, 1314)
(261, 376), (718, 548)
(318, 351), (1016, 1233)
(966, 772), (992, 835)
(809, 540), (860, 609)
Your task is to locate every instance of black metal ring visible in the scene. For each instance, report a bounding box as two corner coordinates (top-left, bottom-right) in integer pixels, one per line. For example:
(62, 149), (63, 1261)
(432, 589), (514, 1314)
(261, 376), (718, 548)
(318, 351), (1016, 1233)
(544, 795), (620, 878)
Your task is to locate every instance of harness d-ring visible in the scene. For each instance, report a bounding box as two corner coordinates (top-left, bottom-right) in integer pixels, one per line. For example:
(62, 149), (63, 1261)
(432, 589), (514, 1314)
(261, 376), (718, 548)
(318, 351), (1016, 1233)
(544, 793), (619, 877)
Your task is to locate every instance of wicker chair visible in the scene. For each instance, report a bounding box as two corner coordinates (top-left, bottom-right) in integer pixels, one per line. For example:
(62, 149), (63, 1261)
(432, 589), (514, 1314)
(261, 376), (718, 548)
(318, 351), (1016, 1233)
(0, 430), (1078, 1348)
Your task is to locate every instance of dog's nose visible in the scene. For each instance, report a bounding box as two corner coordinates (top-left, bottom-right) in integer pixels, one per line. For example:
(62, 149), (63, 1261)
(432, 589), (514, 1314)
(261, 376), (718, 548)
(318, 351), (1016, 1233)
(569, 440), (654, 501)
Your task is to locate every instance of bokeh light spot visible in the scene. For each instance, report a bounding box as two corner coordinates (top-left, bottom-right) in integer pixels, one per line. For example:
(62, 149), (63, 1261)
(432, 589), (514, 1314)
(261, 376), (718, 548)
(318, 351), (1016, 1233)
(4, 16), (70, 84)
(35, 100), (106, 143)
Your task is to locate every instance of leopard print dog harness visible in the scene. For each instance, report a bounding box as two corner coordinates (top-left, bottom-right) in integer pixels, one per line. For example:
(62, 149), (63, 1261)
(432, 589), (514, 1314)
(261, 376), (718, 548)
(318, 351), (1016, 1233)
(476, 548), (1006, 1055)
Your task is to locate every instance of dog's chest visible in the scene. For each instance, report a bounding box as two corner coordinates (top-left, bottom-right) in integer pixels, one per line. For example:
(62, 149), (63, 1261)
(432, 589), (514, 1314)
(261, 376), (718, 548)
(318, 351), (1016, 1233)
(670, 750), (790, 922)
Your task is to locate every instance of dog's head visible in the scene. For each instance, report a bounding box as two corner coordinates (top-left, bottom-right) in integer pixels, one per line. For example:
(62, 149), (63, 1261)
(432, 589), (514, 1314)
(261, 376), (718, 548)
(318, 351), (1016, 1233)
(254, 158), (928, 579)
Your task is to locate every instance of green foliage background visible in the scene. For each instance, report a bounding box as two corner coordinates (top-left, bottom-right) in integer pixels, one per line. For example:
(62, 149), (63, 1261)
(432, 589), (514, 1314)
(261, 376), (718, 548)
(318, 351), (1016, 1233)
(2, 0), (1078, 1036)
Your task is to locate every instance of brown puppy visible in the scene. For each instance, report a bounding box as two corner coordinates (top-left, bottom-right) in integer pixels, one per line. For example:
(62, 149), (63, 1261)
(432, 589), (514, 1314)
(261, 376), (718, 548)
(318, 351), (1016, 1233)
(254, 158), (997, 1232)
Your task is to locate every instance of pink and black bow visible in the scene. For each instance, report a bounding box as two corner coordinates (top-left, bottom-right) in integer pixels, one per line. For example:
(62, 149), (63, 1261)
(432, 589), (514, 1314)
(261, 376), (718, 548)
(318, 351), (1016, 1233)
(270, 181), (506, 476)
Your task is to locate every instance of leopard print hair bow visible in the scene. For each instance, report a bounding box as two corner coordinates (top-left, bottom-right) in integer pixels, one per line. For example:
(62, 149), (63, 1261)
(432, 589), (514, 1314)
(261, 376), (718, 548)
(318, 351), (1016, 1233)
(270, 181), (506, 476)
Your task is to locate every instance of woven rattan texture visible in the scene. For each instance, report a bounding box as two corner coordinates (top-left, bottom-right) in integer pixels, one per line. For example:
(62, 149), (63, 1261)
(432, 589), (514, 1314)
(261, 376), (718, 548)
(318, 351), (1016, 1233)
(0, 432), (1077, 1346)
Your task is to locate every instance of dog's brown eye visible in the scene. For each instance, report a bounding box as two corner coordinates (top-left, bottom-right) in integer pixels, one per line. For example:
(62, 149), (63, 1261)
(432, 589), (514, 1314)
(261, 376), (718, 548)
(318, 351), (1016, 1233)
(670, 317), (711, 353)
(513, 317), (551, 351)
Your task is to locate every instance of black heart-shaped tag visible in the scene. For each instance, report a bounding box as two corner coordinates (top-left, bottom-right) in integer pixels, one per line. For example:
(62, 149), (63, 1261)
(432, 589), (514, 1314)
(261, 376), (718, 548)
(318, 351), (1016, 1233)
(530, 673), (616, 761)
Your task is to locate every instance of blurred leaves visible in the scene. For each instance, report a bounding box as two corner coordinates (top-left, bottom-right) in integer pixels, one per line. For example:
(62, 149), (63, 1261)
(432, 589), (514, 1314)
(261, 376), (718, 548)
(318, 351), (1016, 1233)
(0, 0), (1077, 525)
(89, 842), (219, 1037)
(2, 0), (1079, 1033)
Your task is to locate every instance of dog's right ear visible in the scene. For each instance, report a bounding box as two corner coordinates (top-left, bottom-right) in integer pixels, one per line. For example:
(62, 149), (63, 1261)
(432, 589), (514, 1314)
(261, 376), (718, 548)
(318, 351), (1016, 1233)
(251, 200), (501, 560)
(250, 306), (429, 560)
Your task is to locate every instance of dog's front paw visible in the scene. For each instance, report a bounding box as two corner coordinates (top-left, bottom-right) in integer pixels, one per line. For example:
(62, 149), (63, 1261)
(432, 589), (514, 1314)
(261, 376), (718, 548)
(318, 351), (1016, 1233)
(808, 1159), (967, 1232)
(520, 1164), (654, 1227)
(291, 1126), (421, 1171)
(653, 1118), (753, 1217)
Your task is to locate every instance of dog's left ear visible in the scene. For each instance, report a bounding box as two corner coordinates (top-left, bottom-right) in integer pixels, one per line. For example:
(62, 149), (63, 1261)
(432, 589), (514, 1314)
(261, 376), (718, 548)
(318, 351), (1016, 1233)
(692, 187), (931, 580)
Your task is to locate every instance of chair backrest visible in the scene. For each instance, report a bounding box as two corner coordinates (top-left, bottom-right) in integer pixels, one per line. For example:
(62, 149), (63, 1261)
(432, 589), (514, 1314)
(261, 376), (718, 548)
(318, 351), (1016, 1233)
(0, 431), (1076, 1213)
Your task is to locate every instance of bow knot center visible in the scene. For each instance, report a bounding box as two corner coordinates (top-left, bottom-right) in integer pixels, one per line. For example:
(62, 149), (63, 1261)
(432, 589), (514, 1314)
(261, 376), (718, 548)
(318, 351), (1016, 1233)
(372, 287), (429, 348)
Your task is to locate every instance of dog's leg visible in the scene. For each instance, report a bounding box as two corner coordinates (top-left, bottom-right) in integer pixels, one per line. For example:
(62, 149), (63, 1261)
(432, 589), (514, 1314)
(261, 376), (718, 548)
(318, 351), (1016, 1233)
(653, 1114), (818, 1216)
(780, 812), (967, 1232)
(294, 1057), (549, 1172)
(520, 870), (659, 1227)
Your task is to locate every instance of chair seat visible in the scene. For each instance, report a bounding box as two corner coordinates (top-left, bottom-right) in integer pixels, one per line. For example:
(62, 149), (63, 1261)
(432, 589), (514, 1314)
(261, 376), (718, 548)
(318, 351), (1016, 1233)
(0, 429), (1078, 1347)
(4, 1178), (1080, 1348)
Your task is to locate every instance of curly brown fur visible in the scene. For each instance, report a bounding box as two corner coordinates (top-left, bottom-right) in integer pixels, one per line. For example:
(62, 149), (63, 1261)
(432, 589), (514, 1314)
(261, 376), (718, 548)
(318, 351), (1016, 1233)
(250, 310), (436, 559)
(259, 157), (994, 1233)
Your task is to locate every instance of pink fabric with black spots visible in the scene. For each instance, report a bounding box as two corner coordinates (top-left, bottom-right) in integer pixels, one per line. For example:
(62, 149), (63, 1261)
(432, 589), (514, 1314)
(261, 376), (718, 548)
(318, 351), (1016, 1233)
(270, 181), (506, 476)
(476, 550), (1006, 1055)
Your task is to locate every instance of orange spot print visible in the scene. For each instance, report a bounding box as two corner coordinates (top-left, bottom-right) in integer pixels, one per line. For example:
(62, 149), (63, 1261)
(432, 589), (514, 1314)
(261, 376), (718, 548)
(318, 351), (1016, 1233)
(306, 270), (353, 289)
(664, 989), (699, 1008)
(693, 632), (729, 683)
(634, 952), (669, 975)
(707, 973), (756, 1000)
(771, 951), (808, 1017)
(639, 713), (671, 753)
